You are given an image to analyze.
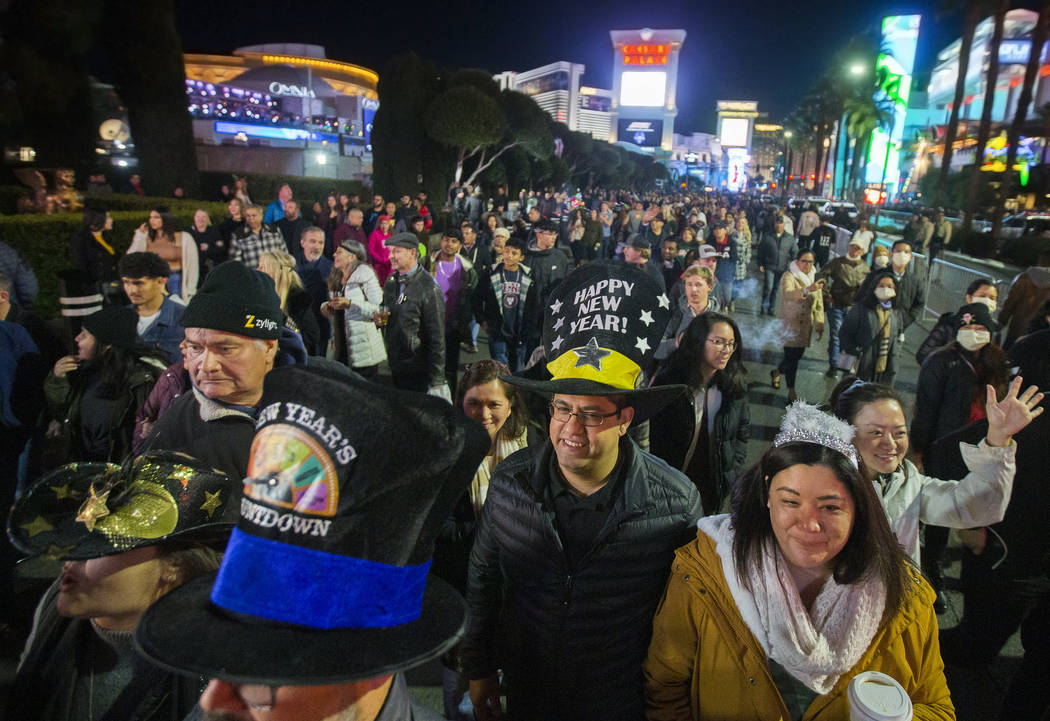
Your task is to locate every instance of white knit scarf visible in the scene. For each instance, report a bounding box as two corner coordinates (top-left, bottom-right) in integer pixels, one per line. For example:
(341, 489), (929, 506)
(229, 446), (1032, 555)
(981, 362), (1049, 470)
(787, 260), (816, 287)
(697, 515), (885, 694)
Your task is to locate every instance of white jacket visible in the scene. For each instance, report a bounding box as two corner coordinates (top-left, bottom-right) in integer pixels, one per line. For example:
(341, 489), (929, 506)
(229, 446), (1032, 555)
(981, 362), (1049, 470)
(338, 263), (386, 369)
(876, 439), (1016, 564)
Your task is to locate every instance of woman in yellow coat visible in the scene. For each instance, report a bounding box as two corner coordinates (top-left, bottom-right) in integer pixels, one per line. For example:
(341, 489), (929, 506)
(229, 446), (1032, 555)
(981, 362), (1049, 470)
(644, 402), (954, 721)
(771, 249), (825, 402)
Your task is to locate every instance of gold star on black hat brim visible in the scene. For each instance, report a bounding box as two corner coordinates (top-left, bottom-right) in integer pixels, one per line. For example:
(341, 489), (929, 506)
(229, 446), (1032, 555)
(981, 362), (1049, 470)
(7, 454), (235, 562)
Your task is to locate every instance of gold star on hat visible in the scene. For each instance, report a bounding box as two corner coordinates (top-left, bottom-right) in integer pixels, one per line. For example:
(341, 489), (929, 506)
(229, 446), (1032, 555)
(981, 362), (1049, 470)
(50, 482), (76, 500)
(75, 485), (111, 532)
(200, 490), (223, 519)
(19, 515), (54, 538)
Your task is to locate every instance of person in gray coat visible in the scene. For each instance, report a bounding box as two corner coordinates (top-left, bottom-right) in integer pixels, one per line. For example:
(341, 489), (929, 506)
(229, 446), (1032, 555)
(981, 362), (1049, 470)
(757, 217), (797, 315)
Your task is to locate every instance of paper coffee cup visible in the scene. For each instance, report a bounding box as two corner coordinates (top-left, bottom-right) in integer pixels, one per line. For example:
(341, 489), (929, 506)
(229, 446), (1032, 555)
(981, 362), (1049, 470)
(847, 671), (913, 721)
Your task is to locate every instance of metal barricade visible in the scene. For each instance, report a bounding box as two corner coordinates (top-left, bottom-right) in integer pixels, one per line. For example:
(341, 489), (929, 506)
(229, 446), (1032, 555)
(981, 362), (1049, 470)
(921, 257), (1013, 323)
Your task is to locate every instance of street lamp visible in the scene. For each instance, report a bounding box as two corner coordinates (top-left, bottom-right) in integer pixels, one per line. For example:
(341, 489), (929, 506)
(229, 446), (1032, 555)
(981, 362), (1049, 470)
(849, 63), (865, 76)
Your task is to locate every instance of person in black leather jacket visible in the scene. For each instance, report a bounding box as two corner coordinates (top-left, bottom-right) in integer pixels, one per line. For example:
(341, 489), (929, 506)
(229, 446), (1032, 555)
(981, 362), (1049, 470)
(382, 232), (448, 395)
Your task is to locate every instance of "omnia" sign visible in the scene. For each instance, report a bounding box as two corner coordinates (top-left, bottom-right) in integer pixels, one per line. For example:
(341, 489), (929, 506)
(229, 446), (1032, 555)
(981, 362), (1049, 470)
(269, 82), (316, 98)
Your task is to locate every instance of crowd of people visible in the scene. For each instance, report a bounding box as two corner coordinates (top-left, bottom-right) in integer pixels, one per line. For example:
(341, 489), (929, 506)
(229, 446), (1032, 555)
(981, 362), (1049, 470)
(1, 179), (1050, 721)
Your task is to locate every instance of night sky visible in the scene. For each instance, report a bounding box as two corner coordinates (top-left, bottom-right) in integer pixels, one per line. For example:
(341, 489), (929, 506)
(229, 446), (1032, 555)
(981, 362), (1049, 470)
(172, 0), (1029, 133)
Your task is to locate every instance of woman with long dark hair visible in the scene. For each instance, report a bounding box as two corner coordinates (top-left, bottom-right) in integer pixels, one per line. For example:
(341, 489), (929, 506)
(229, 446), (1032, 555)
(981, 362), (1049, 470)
(129, 206), (198, 300)
(646, 403), (952, 719)
(838, 268), (901, 385)
(69, 205), (118, 290)
(44, 306), (167, 467)
(650, 312), (749, 514)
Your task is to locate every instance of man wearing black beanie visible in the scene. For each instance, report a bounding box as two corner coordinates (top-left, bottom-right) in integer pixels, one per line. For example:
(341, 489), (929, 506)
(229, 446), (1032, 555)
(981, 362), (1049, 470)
(141, 261), (289, 503)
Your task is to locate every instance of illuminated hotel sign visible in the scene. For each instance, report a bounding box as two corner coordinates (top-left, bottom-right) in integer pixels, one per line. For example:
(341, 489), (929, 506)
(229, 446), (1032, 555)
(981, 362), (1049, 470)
(214, 121), (337, 144)
(268, 82), (316, 98)
(622, 44), (670, 65)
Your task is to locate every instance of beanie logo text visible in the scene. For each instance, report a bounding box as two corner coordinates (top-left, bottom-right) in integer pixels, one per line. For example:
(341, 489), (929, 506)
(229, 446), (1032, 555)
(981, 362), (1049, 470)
(245, 314), (279, 332)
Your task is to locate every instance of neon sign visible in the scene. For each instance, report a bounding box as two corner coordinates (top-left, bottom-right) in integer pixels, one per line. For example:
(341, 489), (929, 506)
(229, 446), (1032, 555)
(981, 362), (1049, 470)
(622, 44), (669, 65)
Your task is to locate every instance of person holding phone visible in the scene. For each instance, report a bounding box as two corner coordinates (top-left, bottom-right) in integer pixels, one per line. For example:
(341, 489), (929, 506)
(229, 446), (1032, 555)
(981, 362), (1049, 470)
(771, 249), (825, 402)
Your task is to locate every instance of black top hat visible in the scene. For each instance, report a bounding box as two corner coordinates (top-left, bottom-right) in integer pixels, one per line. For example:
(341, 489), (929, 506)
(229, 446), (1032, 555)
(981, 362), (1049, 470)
(503, 262), (687, 422)
(7, 452), (234, 561)
(135, 364), (490, 685)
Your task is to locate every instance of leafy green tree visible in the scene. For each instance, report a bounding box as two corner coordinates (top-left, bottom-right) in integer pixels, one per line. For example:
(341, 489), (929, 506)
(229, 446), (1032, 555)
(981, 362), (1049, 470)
(103, 0), (199, 196)
(372, 53), (435, 199)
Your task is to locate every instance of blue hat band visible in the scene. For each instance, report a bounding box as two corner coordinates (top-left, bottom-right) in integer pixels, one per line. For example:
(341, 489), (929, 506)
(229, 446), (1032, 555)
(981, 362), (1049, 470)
(210, 528), (431, 630)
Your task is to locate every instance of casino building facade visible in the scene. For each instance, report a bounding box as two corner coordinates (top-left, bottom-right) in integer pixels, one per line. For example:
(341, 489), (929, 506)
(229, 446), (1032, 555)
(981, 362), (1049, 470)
(182, 43), (378, 180)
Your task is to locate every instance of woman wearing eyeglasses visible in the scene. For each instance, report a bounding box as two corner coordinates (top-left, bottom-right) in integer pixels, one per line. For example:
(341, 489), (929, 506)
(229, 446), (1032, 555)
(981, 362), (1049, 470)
(771, 249), (825, 403)
(650, 313), (750, 514)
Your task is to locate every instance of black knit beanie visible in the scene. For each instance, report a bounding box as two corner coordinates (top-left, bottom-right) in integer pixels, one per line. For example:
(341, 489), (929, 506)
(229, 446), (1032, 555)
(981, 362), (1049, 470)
(81, 306), (138, 349)
(179, 261), (283, 339)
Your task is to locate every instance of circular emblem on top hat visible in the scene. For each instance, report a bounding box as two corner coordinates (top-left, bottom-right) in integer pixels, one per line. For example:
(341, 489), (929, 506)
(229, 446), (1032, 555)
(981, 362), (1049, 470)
(244, 425), (340, 517)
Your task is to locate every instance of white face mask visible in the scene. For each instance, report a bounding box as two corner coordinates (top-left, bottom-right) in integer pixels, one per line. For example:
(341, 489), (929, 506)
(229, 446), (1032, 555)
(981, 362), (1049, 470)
(970, 296), (997, 313)
(874, 287), (896, 301)
(957, 328), (991, 351)
(873, 255), (889, 268)
(892, 251), (911, 267)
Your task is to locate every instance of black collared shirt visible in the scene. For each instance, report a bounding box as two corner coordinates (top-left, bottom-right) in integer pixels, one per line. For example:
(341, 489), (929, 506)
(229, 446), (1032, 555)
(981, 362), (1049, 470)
(546, 451), (626, 570)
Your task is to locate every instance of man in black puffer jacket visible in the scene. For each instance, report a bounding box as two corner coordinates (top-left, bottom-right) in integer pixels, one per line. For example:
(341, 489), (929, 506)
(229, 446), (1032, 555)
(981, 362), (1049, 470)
(461, 262), (701, 721)
(462, 432), (701, 721)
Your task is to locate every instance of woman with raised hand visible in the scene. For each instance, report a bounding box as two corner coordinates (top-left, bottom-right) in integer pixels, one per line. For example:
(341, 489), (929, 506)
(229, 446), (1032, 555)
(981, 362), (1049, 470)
(829, 374), (1043, 566)
(645, 402), (954, 720)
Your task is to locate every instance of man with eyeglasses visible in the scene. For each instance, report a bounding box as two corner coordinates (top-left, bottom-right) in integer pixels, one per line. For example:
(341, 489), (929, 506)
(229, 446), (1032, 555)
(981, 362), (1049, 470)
(462, 263), (701, 721)
(134, 363), (489, 721)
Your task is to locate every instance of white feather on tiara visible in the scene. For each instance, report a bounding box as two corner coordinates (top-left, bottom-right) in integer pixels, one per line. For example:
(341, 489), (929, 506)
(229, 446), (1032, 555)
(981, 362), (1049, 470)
(774, 401), (859, 467)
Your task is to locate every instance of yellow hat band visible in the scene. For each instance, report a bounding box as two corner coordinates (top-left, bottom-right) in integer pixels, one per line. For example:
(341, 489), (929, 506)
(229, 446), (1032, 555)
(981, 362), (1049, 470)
(546, 343), (641, 390)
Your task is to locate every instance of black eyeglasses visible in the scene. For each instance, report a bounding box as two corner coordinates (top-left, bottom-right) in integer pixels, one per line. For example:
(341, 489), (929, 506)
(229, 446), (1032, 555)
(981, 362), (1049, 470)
(227, 683), (277, 711)
(549, 401), (620, 427)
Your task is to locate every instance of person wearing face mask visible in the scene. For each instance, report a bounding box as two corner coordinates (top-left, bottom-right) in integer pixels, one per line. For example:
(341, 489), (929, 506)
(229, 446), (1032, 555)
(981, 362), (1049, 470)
(912, 302), (1009, 609)
(837, 269), (902, 385)
(916, 278), (998, 365)
(887, 239), (925, 349)
(911, 302), (1009, 459)
(871, 244), (890, 270)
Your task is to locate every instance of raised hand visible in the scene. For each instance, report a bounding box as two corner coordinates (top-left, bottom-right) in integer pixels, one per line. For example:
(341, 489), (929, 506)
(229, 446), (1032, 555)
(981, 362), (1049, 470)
(985, 376), (1045, 447)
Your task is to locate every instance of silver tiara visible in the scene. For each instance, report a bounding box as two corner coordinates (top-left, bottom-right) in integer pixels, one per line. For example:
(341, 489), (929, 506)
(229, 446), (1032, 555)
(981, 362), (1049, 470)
(774, 401), (859, 467)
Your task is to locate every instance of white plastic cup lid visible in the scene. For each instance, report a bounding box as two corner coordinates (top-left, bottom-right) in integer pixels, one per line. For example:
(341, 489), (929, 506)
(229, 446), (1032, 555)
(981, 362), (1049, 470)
(847, 671), (913, 721)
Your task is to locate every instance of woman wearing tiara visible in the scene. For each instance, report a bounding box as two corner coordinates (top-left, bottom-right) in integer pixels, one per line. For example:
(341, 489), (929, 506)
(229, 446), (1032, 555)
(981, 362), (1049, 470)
(644, 402), (954, 720)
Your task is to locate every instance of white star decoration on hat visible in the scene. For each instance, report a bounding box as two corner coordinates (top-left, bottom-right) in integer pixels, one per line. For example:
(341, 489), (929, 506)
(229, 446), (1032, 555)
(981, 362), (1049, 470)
(635, 336), (651, 353)
(550, 335), (565, 352)
(550, 298), (563, 314)
(639, 310), (655, 326)
(573, 337), (612, 370)
(552, 317), (564, 331)
(657, 294), (670, 309)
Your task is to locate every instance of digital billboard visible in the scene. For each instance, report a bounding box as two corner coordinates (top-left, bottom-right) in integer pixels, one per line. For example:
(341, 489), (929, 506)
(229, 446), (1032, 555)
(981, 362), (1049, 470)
(619, 71), (666, 107)
(865, 14), (921, 192)
(617, 119), (663, 148)
(719, 117), (750, 147)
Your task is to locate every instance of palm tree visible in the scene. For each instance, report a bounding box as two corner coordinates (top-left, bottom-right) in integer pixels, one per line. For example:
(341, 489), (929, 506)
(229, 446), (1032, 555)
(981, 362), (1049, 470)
(844, 95), (893, 199)
(939, 0), (983, 205)
(964, 0), (1008, 232)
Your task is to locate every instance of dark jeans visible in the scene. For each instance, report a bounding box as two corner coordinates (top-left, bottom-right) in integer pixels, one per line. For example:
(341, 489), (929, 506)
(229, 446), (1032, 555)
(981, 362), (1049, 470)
(489, 337), (527, 372)
(761, 269), (783, 313)
(826, 306), (848, 368)
(777, 346), (806, 388)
